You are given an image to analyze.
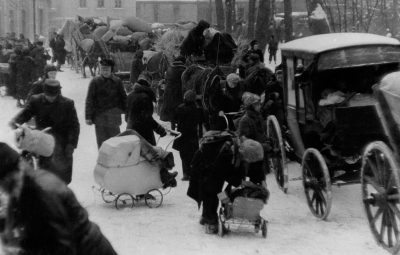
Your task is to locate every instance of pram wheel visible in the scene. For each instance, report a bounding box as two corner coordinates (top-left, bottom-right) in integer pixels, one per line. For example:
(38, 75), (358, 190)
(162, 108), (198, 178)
(101, 189), (115, 203)
(261, 219), (267, 238)
(145, 189), (163, 208)
(115, 193), (135, 210)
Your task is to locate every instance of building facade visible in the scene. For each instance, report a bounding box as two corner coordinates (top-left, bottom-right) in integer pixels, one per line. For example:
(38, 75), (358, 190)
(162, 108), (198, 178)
(0, 0), (52, 40)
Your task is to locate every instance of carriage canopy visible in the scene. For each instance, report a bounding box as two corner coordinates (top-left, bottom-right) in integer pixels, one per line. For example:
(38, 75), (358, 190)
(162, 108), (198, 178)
(281, 33), (400, 71)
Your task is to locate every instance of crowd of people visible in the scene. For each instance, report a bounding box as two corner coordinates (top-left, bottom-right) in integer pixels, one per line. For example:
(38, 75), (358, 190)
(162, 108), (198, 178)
(0, 22), (284, 253)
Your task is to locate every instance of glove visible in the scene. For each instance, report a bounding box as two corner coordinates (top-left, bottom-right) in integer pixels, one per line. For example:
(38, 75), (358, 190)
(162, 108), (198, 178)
(65, 144), (75, 158)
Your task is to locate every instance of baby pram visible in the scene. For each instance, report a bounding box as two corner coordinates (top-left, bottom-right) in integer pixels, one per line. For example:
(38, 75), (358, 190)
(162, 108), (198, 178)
(94, 129), (180, 209)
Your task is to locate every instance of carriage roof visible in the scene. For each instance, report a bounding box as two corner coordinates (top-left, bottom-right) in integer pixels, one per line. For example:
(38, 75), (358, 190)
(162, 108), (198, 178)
(281, 33), (400, 57)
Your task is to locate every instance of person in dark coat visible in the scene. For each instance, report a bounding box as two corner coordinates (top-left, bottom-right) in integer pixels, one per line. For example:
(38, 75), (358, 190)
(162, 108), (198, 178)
(53, 34), (67, 71)
(129, 50), (144, 85)
(27, 64), (58, 101)
(15, 47), (35, 107)
(30, 41), (51, 80)
(242, 54), (273, 96)
(268, 35), (278, 64)
(261, 70), (284, 125)
(160, 56), (186, 125)
(126, 79), (167, 146)
(0, 143), (118, 255)
(10, 79), (80, 184)
(7, 47), (19, 98)
(172, 90), (202, 181)
(85, 59), (127, 148)
(180, 20), (210, 58)
(248, 40), (264, 63)
(238, 92), (271, 183)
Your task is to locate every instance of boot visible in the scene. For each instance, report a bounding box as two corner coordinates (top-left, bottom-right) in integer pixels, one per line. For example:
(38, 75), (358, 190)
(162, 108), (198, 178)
(205, 223), (218, 234)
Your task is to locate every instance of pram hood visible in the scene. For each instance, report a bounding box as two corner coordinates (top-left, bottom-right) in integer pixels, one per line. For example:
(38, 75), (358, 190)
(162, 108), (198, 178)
(97, 135), (141, 168)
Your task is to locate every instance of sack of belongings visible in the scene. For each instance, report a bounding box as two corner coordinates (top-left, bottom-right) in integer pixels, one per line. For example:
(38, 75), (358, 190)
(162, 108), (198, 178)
(15, 124), (55, 157)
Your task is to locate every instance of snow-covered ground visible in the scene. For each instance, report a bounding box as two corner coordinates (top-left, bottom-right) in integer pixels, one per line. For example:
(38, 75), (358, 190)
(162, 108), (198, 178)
(0, 62), (388, 255)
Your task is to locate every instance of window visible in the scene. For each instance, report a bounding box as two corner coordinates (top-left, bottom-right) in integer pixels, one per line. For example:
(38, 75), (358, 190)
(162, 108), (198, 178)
(79, 0), (87, 8)
(115, 0), (122, 8)
(98, 0), (104, 8)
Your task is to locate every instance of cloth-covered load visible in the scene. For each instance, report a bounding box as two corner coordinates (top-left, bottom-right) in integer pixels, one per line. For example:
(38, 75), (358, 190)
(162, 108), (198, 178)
(79, 38), (95, 52)
(378, 71), (400, 127)
(15, 124), (55, 157)
(93, 26), (109, 39)
(115, 26), (133, 36)
(101, 30), (115, 42)
(0, 63), (9, 74)
(122, 16), (152, 33)
(97, 135), (141, 168)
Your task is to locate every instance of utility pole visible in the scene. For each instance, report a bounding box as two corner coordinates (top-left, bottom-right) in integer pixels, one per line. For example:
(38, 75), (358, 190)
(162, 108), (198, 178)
(33, 0), (36, 36)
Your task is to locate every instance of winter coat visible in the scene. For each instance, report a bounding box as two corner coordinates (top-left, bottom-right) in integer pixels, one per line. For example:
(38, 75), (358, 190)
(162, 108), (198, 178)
(13, 93), (80, 148)
(15, 55), (35, 99)
(85, 75), (127, 123)
(246, 49), (264, 63)
(129, 55), (144, 85)
(243, 63), (273, 95)
(238, 109), (268, 145)
(2, 169), (117, 255)
(172, 102), (201, 152)
(30, 45), (50, 78)
(126, 83), (165, 145)
(180, 20), (210, 57)
(261, 80), (284, 124)
(268, 38), (278, 52)
(54, 38), (67, 64)
(160, 60), (186, 121)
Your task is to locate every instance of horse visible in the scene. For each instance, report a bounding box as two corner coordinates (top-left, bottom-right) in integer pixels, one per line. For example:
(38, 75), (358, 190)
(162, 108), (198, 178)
(80, 41), (106, 78)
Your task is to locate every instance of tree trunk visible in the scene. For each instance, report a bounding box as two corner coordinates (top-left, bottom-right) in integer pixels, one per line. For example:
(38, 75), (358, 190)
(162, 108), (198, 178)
(255, 0), (271, 51)
(215, 0), (225, 31)
(394, 0), (399, 35)
(247, 0), (256, 38)
(225, 0), (233, 33)
(284, 0), (293, 41)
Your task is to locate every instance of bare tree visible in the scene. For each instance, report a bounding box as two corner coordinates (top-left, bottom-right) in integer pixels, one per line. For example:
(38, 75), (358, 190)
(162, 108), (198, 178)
(215, 0), (225, 31)
(247, 0), (257, 38)
(255, 0), (271, 51)
(284, 0), (293, 41)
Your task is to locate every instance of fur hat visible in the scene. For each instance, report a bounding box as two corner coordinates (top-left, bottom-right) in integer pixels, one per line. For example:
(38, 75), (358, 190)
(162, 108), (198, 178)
(44, 79), (61, 96)
(0, 143), (20, 180)
(226, 73), (240, 88)
(184, 90), (196, 102)
(242, 92), (261, 107)
(239, 139), (264, 163)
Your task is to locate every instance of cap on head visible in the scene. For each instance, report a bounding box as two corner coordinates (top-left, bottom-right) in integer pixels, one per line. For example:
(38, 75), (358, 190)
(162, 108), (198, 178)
(0, 143), (20, 180)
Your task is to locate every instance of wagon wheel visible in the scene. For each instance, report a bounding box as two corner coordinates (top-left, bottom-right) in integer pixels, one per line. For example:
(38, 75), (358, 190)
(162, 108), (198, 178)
(361, 141), (400, 254)
(267, 115), (288, 193)
(145, 189), (163, 208)
(302, 148), (332, 220)
(115, 193), (135, 210)
(101, 189), (115, 203)
(261, 219), (267, 238)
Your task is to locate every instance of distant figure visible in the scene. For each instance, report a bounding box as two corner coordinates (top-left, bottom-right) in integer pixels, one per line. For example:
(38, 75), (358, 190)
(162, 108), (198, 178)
(268, 35), (278, 64)
(129, 50), (144, 85)
(180, 20), (210, 58)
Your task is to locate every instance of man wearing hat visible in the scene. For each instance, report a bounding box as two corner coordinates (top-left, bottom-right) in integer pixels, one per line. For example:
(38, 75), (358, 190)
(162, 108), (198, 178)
(10, 79), (80, 184)
(27, 64), (58, 101)
(85, 58), (127, 148)
(0, 142), (118, 255)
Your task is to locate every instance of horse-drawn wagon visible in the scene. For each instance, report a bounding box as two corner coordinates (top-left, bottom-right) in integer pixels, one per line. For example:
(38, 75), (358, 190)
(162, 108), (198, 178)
(267, 32), (400, 253)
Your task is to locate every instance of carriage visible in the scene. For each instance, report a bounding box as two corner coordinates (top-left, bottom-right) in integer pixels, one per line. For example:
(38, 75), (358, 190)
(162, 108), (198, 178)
(266, 33), (400, 252)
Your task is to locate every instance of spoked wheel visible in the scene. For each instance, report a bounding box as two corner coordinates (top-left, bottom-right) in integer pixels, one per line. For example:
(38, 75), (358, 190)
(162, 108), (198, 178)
(145, 189), (164, 208)
(302, 148), (332, 220)
(261, 219), (267, 238)
(115, 193), (135, 210)
(101, 189), (115, 203)
(267, 115), (288, 193)
(361, 141), (400, 253)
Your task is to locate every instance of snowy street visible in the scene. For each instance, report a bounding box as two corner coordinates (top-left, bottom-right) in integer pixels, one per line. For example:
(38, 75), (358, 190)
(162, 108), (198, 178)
(0, 66), (389, 255)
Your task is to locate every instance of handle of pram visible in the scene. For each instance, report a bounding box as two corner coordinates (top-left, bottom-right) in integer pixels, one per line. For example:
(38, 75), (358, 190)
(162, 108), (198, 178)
(220, 111), (241, 131)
